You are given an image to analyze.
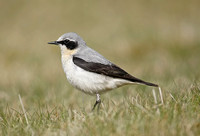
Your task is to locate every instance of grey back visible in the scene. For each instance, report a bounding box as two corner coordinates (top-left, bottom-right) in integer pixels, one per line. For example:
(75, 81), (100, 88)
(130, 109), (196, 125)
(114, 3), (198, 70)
(75, 45), (112, 65)
(59, 32), (112, 65)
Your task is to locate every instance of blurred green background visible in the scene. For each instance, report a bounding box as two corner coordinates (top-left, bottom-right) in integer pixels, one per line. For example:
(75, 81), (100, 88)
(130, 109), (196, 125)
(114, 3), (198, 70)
(0, 0), (200, 135)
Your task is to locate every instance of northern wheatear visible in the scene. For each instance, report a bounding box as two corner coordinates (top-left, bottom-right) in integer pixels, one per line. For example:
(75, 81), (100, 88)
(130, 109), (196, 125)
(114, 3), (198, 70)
(48, 32), (158, 110)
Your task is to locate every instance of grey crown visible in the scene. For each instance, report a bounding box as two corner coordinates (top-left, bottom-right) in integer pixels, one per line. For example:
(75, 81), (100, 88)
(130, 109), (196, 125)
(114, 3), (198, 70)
(59, 32), (112, 65)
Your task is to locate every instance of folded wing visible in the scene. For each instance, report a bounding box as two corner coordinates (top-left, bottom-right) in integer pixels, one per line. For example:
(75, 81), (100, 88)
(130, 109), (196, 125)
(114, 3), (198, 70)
(73, 56), (158, 87)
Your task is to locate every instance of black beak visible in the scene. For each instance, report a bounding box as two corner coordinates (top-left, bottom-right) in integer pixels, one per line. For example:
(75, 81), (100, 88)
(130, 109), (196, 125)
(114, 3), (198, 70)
(48, 41), (59, 45)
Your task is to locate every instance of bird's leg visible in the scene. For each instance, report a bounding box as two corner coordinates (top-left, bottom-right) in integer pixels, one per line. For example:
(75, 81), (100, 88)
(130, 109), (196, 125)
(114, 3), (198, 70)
(92, 94), (101, 111)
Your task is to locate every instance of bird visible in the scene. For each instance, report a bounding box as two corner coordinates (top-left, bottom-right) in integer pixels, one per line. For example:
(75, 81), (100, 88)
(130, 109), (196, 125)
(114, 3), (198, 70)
(48, 32), (158, 110)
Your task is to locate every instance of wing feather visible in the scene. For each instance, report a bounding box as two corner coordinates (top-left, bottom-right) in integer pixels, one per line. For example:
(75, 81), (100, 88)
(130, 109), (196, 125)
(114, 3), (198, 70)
(73, 57), (158, 87)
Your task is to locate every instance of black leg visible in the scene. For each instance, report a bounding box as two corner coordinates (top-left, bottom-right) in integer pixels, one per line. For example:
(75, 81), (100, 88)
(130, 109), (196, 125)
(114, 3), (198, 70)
(92, 99), (101, 111)
(92, 94), (101, 111)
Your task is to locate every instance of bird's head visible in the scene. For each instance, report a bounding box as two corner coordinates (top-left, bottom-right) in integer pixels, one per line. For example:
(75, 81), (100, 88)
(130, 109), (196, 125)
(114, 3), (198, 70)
(48, 32), (85, 56)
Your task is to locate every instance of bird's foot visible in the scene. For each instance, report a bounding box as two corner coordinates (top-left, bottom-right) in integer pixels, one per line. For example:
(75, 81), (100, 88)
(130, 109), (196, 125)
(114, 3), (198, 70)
(92, 94), (101, 111)
(92, 99), (101, 111)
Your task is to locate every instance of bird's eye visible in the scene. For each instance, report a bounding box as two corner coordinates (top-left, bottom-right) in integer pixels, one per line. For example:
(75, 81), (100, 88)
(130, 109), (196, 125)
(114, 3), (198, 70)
(58, 39), (78, 50)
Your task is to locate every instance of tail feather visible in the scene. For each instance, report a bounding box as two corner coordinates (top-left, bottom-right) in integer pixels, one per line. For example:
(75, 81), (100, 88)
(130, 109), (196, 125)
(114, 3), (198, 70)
(139, 80), (159, 87)
(130, 77), (158, 87)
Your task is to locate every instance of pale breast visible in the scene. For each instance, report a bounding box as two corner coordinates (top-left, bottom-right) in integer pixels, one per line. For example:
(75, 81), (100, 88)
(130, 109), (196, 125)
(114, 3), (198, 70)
(61, 56), (131, 95)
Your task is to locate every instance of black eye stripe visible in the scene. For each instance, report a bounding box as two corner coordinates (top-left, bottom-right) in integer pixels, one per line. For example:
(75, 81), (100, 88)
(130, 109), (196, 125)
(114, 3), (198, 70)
(57, 40), (69, 45)
(58, 39), (78, 50)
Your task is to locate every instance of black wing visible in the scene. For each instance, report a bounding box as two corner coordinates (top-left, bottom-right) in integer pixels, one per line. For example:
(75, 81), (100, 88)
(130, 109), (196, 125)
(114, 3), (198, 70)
(73, 57), (158, 87)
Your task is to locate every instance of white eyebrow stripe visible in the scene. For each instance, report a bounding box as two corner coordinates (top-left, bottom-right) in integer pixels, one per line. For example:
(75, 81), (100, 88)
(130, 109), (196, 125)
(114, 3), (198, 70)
(66, 38), (76, 42)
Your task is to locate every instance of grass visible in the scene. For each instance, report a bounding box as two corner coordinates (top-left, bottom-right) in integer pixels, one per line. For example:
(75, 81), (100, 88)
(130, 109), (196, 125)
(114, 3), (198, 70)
(0, 0), (200, 135)
(0, 86), (200, 136)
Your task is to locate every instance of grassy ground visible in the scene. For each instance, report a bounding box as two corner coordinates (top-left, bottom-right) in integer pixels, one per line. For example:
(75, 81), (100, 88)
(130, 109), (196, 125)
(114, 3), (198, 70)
(0, 0), (200, 136)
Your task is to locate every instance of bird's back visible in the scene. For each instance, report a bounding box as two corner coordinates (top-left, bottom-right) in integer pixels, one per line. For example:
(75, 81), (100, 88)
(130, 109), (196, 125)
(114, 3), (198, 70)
(74, 45), (112, 65)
